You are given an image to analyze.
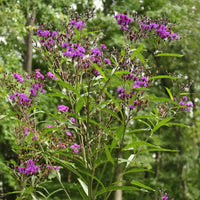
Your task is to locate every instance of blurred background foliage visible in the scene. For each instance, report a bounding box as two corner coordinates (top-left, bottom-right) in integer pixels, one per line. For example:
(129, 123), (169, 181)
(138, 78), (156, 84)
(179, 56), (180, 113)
(0, 0), (199, 199)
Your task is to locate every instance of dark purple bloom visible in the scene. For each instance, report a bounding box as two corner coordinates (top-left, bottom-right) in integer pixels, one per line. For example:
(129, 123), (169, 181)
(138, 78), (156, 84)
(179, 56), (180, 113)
(90, 48), (102, 56)
(117, 87), (124, 94)
(66, 131), (72, 137)
(58, 104), (69, 112)
(179, 99), (185, 106)
(51, 31), (58, 38)
(173, 97), (177, 102)
(100, 44), (107, 49)
(41, 30), (50, 37)
(53, 166), (59, 170)
(161, 195), (168, 200)
(29, 88), (37, 97)
(75, 20), (85, 30)
(13, 73), (24, 83)
(115, 14), (133, 30)
(71, 117), (76, 124)
(71, 143), (81, 154)
(186, 102), (193, 107)
(132, 84), (140, 89)
(104, 58), (111, 65)
(47, 72), (59, 81)
(18, 93), (32, 105)
(34, 69), (44, 80)
(91, 68), (101, 76)
(129, 104), (135, 110)
(9, 94), (15, 100)
(182, 96), (187, 101)
(23, 126), (29, 136)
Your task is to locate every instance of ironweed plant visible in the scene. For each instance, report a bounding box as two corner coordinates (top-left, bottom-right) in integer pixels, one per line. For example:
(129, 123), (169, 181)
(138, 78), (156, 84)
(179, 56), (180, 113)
(0, 10), (193, 199)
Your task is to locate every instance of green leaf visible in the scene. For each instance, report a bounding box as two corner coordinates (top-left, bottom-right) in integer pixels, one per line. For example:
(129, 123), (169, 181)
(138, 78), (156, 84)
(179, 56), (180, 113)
(75, 28), (80, 41)
(166, 122), (189, 128)
(96, 186), (140, 197)
(77, 178), (88, 196)
(89, 61), (107, 80)
(131, 180), (154, 191)
(149, 96), (179, 105)
(59, 80), (80, 97)
(76, 96), (86, 113)
(155, 53), (183, 57)
(105, 145), (114, 165)
(141, 148), (178, 153)
(149, 75), (179, 80)
(165, 87), (173, 100)
(46, 188), (63, 199)
(104, 89), (123, 120)
(123, 168), (151, 175)
(123, 141), (158, 150)
(151, 117), (173, 134)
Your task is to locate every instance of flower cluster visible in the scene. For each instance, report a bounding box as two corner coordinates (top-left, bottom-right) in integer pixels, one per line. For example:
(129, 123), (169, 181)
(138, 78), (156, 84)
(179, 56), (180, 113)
(47, 72), (59, 81)
(13, 73), (24, 83)
(63, 43), (86, 58)
(140, 22), (178, 40)
(114, 14), (133, 30)
(9, 92), (32, 106)
(69, 19), (86, 30)
(174, 96), (193, 111)
(18, 160), (40, 175)
(71, 143), (81, 154)
(160, 194), (174, 200)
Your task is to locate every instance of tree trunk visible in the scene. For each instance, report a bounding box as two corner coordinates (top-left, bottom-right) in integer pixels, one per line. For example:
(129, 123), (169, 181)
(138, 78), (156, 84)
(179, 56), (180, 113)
(23, 11), (36, 74)
(103, 0), (113, 16)
(113, 149), (123, 200)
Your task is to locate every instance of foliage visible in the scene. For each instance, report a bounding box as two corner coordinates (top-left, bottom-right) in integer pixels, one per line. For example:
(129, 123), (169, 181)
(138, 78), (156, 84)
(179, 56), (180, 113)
(0, 9), (194, 200)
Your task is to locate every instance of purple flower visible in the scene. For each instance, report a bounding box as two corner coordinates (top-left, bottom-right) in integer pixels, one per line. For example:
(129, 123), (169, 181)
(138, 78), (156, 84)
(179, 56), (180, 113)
(173, 97), (177, 102)
(140, 76), (148, 82)
(90, 48), (102, 56)
(115, 14), (133, 30)
(29, 88), (37, 97)
(75, 20), (85, 30)
(71, 143), (81, 154)
(182, 96), (187, 101)
(100, 44), (107, 49)
(58, 105), (69, 112)
(53, 166), (59, 170)
(9, 94), (15, 100)
(19, 160), (40, 175)
(18, 93), (32, 106)
(132, 84), (140, 89)
(13, 73), (24, 83)
(46, 125), (53, 128)
(129, 104), (135, 110)
(69, 20), (76, 25)
(52, 31), (58, 38)
(104, 58), (111, 65)
(71, 117), (76, 124)
(186, 102), (193, 107)
(161, 195), (168, 200)
(117, 87), (124, 94)
(47, 165), (52, 169)
(18, 167), (25, 174)
(34, 69), (44, 80)
(23, 126), (29, 136)
(66, 132), (72, 137)
(41, 30), (50, 37)
(179, 99), (185, 106)
(91, 68), (101, 76)
(47, 72), (59, 81)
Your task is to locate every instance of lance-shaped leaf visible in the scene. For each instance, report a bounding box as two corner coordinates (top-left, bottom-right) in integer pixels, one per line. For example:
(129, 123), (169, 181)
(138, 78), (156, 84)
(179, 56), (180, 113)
(155, 53), (183, 57)
(131, 180), (154, 191)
